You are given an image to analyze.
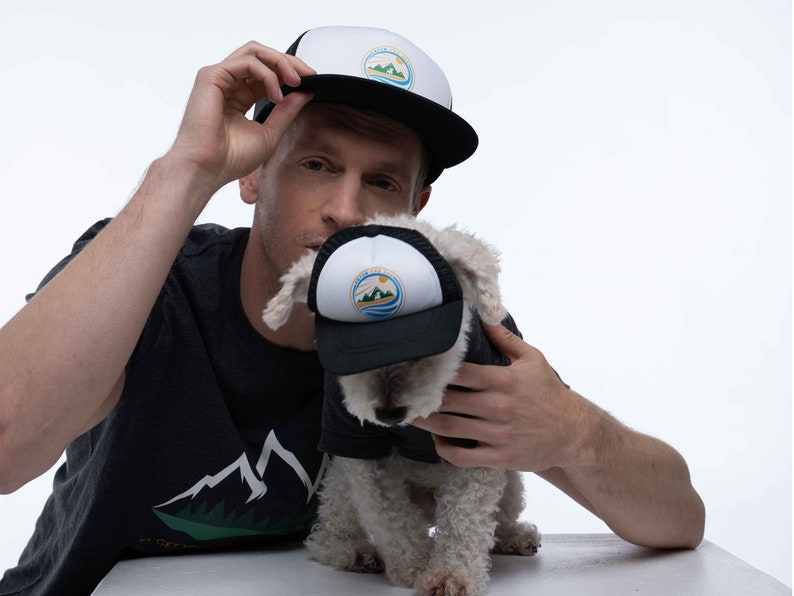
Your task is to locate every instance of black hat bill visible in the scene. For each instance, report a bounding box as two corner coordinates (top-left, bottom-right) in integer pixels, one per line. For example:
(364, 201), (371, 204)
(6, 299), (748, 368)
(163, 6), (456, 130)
(307, 224), (464, 375)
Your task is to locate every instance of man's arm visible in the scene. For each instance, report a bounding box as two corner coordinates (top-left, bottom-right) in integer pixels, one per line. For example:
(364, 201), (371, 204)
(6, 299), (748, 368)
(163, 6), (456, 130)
(0, 42), (315, 494)
(411, 323), (705, 549)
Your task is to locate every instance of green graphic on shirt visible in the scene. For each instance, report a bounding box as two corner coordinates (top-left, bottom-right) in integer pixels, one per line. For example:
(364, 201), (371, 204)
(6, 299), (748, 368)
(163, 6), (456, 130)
(152, 501), (318, 541)
(151, 430), (328, 541)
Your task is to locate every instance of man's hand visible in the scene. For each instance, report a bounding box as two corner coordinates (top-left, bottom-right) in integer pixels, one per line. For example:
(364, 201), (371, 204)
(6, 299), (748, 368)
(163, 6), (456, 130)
(411, 322), (705, 549)
(411, 323), (582, 471)
(170, 41), (316, 194)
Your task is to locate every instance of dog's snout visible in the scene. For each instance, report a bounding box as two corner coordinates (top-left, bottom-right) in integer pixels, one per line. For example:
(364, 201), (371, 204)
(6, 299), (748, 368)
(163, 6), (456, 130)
(382, 367), (399, 400)
(375, 406), (408, 425)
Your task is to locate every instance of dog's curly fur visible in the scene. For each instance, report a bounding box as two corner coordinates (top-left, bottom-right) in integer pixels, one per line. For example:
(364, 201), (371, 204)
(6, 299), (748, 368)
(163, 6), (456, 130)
(263, 214), (540, 595)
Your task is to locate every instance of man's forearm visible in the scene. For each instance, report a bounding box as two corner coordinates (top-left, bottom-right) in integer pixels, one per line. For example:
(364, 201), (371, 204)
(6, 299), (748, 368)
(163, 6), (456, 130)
(540, 398), (705, 549)
(0, 155), (215, 492)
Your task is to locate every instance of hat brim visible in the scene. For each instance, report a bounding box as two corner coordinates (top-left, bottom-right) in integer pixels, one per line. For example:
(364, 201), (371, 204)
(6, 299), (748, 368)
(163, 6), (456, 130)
(315, 298), (464, 376)
(254, 74), (478, 183)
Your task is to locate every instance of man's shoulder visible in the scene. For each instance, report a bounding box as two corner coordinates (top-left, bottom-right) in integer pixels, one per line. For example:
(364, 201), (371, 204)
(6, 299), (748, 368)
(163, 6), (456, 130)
(66, 219), (249, 256)
(179, 223), (250, 258)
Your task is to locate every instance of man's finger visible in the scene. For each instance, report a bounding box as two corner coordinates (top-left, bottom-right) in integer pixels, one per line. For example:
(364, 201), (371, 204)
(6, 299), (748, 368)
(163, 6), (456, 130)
(482, 322), (533, 363)
(258, 90), (314, 139)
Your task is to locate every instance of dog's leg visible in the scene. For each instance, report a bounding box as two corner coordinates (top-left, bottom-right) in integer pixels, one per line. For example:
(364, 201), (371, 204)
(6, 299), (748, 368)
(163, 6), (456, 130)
(305, 460), (383, 573)
(492, 470), (542, 555)
(415, 466), (507, 596)
(337, 456), (432, 588)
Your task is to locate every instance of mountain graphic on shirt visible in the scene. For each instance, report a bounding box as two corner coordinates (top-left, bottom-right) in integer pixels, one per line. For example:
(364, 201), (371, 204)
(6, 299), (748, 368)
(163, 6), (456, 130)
(152, 430), (329, 541)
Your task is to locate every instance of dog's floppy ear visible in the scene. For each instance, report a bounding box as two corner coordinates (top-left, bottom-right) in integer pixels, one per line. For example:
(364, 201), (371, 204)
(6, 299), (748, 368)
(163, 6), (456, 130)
(431, 226), (506, 325)
(262, 251), (316, 330)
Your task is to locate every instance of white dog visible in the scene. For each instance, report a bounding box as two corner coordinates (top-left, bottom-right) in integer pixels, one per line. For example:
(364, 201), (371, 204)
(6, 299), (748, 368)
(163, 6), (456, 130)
(263, 213), (540, 595)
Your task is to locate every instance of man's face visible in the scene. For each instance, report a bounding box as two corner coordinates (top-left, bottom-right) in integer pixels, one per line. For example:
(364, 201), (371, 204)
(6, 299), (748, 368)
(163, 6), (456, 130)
(245, 103), (430, 294)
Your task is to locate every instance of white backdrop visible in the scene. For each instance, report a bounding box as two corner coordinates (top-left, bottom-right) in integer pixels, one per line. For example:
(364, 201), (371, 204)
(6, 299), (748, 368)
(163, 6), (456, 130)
(0, 0), (790, 588)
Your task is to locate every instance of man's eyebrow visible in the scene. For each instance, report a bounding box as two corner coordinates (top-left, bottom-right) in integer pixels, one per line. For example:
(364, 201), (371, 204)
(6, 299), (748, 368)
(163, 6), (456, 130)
(291, 138), (338, 156)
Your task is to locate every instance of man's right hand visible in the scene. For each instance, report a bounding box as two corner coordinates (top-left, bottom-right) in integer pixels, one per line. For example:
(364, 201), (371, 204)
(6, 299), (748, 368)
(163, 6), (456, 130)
(169, 41), (315, 197)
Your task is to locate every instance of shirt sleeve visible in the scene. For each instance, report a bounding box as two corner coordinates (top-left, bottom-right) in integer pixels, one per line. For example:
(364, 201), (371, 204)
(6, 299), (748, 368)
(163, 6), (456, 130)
(317, 373), (393, 459)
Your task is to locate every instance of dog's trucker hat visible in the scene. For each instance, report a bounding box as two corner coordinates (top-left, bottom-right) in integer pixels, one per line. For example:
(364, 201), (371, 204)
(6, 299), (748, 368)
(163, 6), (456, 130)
(253, 25), (478, 183)
(307, 224), (463, 376)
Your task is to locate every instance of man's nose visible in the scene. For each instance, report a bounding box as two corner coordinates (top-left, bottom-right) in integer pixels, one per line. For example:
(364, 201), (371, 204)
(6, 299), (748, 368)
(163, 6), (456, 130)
(321, 177), (366, 230)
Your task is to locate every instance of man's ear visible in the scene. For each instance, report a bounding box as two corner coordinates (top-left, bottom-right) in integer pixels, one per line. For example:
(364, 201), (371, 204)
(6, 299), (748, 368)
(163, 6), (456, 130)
(239, 168), (262, 205)
(413, 186), (432, 215)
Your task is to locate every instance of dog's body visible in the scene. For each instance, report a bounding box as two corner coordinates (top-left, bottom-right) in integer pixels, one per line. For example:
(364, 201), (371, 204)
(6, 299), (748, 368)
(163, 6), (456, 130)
(263, 214), (540, 595)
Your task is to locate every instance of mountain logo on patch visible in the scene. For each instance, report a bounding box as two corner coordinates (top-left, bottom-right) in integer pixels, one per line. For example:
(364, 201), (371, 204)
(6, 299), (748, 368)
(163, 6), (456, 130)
(362, 46), (414, 91)
(351, 268), (405, 320)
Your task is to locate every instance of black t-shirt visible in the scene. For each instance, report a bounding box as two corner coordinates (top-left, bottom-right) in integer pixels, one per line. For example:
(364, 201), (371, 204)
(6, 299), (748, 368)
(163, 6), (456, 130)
(1, 221), (327, 595)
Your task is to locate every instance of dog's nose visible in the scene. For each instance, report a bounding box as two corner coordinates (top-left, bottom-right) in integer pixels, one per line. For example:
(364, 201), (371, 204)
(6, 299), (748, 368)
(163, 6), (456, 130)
(374, 406), (408, 425)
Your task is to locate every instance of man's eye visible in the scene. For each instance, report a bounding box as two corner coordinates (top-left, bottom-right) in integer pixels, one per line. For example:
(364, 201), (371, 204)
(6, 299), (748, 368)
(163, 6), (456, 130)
(304, 160), (325, 171)
(373, 179), (396, 191)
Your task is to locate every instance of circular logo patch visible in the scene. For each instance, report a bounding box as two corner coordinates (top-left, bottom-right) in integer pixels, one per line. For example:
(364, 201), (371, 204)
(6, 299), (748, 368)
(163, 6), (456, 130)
(351, 268), (404, 320)
(361, 46), (414, 91)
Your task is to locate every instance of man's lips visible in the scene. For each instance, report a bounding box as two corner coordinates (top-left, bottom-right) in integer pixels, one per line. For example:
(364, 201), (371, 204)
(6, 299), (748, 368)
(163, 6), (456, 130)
(306, 238), (327, 253)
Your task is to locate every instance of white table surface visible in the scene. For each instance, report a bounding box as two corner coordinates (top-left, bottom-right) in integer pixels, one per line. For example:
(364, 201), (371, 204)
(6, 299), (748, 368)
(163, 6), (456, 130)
(93, 533), (791, 595)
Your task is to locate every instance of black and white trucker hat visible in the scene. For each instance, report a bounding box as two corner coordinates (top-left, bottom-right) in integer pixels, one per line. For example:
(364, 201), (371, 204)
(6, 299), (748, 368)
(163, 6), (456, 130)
(307, 224), (464, 376)
(253, 26), (478, 183)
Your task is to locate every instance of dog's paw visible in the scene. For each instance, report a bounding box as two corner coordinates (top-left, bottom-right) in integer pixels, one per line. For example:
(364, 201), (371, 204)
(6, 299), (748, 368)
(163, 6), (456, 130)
(349, 551), (384, 574)
(305, 533), (382, 573)
(492, 522), (542, 556)
(415, 571), (480, 596)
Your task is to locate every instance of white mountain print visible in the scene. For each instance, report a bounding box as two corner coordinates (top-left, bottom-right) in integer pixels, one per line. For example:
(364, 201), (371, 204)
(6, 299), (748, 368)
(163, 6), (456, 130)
(157, 430), (326, 507)
(151, 430), (329, 541)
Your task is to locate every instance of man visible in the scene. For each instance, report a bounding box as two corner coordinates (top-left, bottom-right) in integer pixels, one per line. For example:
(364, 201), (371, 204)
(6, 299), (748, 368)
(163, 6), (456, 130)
(0, 26), (704, 594)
